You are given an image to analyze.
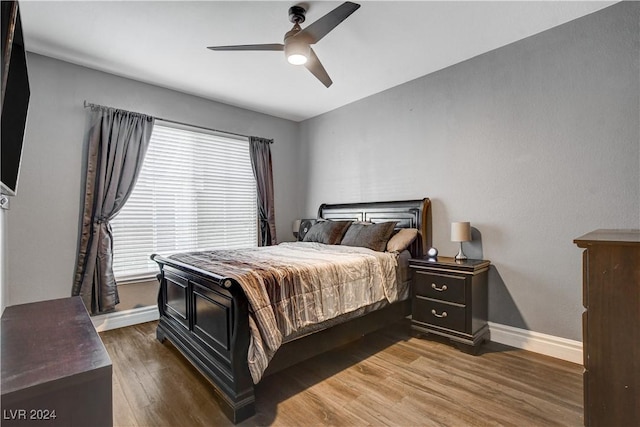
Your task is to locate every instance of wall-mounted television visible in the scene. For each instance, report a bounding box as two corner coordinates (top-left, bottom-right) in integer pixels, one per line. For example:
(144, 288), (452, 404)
(1, 1), (30, 196)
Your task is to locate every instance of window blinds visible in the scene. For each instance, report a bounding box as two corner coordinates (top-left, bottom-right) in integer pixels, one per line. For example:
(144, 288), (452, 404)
(111, 122), (258, 281)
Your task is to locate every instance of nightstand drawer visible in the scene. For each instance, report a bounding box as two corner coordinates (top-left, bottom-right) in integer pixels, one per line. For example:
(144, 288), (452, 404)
(413, 297), (466, 332)
(414, 271), (466, 304)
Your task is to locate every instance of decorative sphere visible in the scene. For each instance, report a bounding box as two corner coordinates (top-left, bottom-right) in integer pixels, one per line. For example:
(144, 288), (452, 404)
(427, 247), (438, 258)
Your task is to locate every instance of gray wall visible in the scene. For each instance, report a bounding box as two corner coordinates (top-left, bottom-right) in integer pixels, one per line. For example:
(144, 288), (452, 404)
(299, 2), (639, 341)
(5, 53), (301, 307)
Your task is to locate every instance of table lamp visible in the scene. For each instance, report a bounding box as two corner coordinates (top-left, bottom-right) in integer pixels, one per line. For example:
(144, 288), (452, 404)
(451, 221), (471, 261)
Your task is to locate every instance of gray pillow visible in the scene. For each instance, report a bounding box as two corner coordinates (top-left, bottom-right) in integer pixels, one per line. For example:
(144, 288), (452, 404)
(302, 220), (352, 245)
(340, 221), (397, 252)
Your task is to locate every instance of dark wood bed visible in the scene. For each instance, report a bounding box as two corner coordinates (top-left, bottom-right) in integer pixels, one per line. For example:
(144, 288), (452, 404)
(151, 198), (431, 423)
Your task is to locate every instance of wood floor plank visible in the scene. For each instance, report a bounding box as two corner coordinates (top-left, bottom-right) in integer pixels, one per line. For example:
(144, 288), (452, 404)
(111, 371), (138, 427)
(101, 320), (583, 426)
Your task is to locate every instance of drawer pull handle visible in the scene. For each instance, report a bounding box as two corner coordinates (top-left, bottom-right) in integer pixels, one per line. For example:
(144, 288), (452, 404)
(431, 309), (448, 318)
(431, 283), (448, 292)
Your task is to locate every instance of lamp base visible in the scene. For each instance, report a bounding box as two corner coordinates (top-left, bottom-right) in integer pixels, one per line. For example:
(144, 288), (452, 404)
(455, 243), (467, 261)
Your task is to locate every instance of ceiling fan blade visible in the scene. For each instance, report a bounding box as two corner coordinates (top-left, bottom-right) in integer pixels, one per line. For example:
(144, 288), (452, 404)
(295, 2), (360, 44)
(207, 44), (284, 51)
(305, 48), (332, 88)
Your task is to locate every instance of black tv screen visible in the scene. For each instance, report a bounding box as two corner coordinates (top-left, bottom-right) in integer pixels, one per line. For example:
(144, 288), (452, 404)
(1, 1), (30, 196)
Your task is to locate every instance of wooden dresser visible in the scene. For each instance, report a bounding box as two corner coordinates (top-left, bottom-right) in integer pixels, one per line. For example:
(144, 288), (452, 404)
(574, 230), (640, 427)
(1, 297), (113, 427)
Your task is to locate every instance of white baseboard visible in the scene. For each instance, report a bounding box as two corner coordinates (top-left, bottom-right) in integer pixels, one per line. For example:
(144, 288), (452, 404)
(92, 305), (159, 332)
(489, 321), (583, 365)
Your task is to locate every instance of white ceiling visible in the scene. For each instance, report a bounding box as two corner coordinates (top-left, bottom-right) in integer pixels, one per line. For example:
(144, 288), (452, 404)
(20, 1), (615, 122)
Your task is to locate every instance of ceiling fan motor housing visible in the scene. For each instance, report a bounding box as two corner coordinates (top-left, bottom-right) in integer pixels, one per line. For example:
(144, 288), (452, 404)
(284, 25), (310, 65)
(288, 5), (306, 24)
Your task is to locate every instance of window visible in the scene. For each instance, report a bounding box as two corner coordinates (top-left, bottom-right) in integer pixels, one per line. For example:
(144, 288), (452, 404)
(111, 122), (257, 281)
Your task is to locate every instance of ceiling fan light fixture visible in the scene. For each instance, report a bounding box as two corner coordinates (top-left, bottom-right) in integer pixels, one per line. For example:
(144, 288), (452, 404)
(287, 53), (308, 65)
(284, 39), (309, 65)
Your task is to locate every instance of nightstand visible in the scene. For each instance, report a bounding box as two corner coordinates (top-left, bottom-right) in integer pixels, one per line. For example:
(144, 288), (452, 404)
(409, 256), (490, 354)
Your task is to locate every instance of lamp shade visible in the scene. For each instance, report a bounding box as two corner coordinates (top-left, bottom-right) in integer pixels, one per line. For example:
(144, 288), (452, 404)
(292, 219), (302, 234)
(451, 222), (471, 242)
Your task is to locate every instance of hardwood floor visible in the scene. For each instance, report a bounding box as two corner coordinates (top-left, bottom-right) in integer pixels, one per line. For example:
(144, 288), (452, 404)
(100, 320), (583, 426)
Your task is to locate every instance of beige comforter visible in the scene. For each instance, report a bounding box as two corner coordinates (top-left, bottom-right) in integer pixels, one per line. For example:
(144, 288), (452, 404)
(169, 241), (399, 383)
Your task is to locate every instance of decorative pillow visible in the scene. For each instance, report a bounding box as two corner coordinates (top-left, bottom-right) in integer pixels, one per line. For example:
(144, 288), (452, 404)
(386, 228), (418, 252)
(302, 220), (352, 245)
(340, 221), (397, 252)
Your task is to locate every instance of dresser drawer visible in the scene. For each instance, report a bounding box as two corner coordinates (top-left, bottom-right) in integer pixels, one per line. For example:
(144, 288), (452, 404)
(414, 271), (466, 304)
(413, 297), (466, 332)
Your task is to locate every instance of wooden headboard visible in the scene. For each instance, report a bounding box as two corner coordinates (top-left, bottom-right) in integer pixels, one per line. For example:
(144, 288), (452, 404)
(318, 198), (432, 258)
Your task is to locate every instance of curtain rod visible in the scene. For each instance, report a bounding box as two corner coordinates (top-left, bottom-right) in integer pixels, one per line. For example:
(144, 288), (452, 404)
(83, 100), (273, 143)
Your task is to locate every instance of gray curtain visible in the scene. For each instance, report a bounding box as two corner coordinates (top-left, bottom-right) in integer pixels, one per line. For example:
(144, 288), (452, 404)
(249, 136), (277, 246)
(72, 106), (154, 314)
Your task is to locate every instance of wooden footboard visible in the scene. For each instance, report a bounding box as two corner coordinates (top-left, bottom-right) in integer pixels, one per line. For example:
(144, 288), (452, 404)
(153, 255), (255, 423)
(152, 198), (431, 423)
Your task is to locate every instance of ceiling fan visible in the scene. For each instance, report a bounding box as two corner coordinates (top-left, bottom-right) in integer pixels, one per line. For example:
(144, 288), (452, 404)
(207, 2), (361, 88)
